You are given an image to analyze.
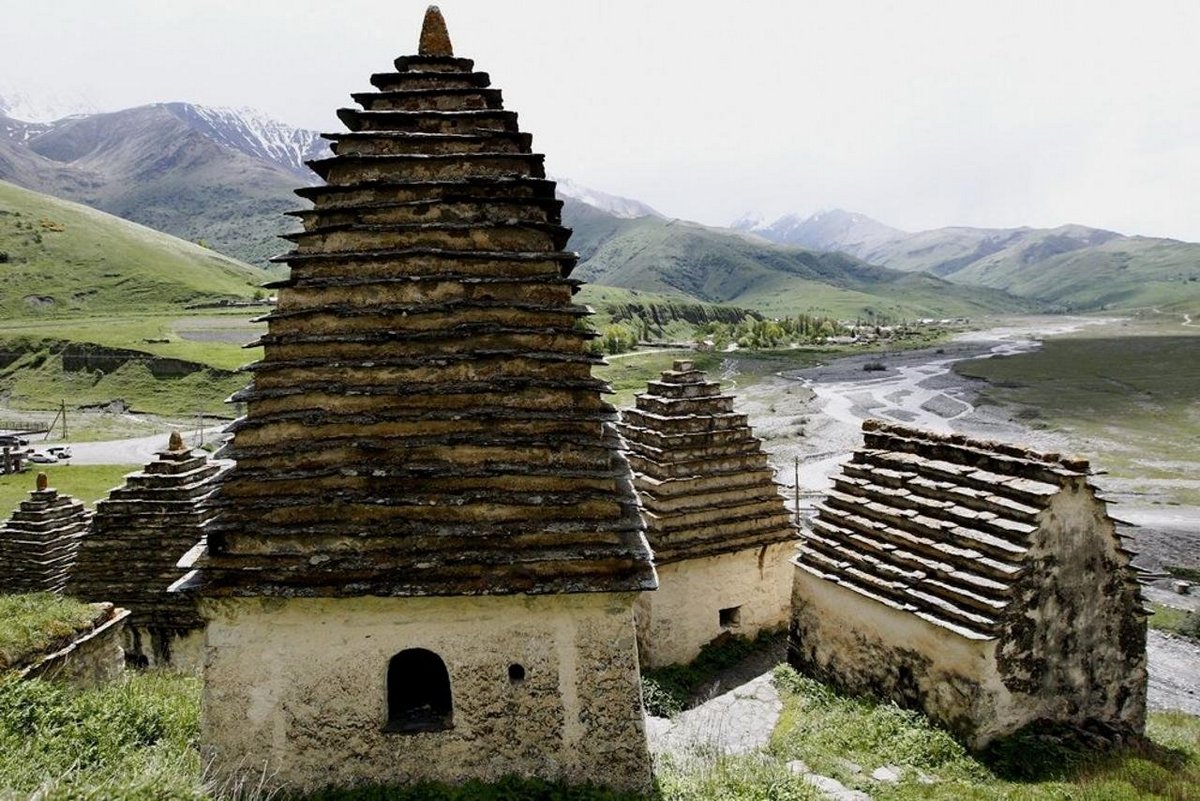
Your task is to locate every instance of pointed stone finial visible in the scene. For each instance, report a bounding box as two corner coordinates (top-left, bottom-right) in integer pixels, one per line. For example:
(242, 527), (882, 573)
(419, 5), (454, 56)
(168, 431), (185, 451)
(36, 472), (48, 491)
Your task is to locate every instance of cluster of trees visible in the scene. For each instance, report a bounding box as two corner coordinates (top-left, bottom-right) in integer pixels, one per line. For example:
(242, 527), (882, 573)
(696, 314), (849, 349)
(583, 309), (919, 356)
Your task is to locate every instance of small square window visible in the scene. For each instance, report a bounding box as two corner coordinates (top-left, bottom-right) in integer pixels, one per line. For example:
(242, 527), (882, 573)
(719, 606), (742, 628)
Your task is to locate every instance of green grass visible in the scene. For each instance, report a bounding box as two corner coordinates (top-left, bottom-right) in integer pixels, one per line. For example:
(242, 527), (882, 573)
(954, 318), (1200, 506)
(0, 312), (264, 372)
(0, 180), (268, 320)
(0, 464), (133, 519)
(0, 349), (247, 418)
(1148, 604), (1200, 641)
(0, 670), (202, 800)
(0, 594), (103, 673)
(1, 665), (1197, 800)
(770, 666), (1200, 801)
(1166, 566), (1200, 584)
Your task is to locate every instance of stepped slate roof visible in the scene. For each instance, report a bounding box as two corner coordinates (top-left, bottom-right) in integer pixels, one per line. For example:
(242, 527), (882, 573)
(617, 360), (795, 563)
(68, 434), (226, 630)
(795, 419), (1140, 640)
(0, 473), (89, 594)
(180, 8), (655, 597)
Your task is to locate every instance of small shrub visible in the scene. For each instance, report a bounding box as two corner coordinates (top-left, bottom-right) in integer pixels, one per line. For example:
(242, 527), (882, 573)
(862, 361), (886, 372)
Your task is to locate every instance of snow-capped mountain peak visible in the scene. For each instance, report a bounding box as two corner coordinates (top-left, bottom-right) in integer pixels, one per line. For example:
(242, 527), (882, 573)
(553, 177), (662, 219)
(0, 86), (102, 123)
(731, 211), (767, 231)
(160, 102), (331, 178)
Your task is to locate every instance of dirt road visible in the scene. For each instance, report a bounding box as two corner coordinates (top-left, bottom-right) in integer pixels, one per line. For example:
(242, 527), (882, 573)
(61, 426), (228, 466)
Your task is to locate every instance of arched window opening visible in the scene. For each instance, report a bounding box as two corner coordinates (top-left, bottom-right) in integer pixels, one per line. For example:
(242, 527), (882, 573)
(384, 648), (453, 733)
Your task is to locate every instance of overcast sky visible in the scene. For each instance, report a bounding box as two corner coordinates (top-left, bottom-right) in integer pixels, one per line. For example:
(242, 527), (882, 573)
(2, 0), (1198, 241)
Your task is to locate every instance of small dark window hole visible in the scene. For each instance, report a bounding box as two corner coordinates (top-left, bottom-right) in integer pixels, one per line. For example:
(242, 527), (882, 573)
(508, 663), (526, 684)
(384, 648), (453, 733)
(719, 606), (742, 628)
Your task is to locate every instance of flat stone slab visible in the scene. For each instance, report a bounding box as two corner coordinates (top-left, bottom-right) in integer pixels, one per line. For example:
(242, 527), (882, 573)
(646, 672), (782, 760)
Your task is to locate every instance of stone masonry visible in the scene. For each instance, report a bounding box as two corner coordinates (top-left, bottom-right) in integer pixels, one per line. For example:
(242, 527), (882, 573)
(177, 7), (657, 793)
(67, 432), (226, 668)
(619, 360), (795, 667)
(790, 419), (1147, 748)
(0, 473), (89, 595)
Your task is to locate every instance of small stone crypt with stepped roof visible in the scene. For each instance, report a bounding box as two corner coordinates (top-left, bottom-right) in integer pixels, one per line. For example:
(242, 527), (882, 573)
(67, 432), (226, 669)
(790, 419), (1147, 748)
(0, 473), (88, 595)
(618, 360), (796, 667)
(174, 7), (657, 793)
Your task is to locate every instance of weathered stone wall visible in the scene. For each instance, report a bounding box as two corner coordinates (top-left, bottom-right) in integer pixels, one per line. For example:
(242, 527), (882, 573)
(790, 568), (1003, 745)
(637, 541), (794, 668)
(124, 625), (205, 673)
(200, 593), (652, 794)
(790, 420), (1147, 748)
(994, 480), (1147, 733)
(19, 606), (129, 690)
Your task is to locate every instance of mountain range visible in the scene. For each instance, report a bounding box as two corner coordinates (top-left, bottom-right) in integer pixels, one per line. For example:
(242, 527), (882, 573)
(1, 94), (1195, 318)
(0, 102), (327, 266)
(736, 209), (1200, 313)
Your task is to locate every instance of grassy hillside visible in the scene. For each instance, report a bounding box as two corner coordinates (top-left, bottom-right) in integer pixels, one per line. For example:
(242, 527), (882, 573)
(564, 200), (1038, 320)
(762, 210), (1200, 314)
(952, 235), (1200, 313)
(0, 179), (269, 317)
(1, 106), (304, 268)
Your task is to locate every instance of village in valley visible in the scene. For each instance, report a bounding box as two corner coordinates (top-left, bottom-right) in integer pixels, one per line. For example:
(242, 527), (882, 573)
(0, 4), (1198, 800)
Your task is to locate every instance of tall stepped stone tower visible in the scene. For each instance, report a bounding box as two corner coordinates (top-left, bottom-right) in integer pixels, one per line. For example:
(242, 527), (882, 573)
(618, 360), (796, 667)
(790, 419), (1147, 748)
(0, 473), (88, 595)
(67, 433), (226, 669)
(176, 7), (657, 793)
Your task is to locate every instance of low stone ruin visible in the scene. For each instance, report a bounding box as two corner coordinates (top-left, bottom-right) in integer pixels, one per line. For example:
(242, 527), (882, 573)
(175, 6), (657, 793)
(618, 360), (796, 667)
(0, 473), (89, 594)
(15, 602), (130, 689)
(66, 432), (226, 668)
(790, 419), (1147, 748)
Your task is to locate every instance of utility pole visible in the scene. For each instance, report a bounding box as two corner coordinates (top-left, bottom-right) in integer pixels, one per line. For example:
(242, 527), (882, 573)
(793, 455), (800, 526)
(61, 400), (67, 441)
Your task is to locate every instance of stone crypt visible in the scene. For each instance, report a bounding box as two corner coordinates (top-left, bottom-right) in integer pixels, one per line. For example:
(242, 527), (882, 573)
(175, 7), (657, 793)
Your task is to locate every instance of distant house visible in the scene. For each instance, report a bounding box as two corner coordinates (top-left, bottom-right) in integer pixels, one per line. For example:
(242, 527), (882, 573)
(619, 360), (796, 667)
(790, 419), (1146, 748)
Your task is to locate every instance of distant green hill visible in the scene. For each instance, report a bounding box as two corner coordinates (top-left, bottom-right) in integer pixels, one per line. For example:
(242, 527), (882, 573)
(564, 200), (1037, 320)
(0, 105), (306, 268)
(949, 234), (1200, 313)
(739, 209), (1200, 314)
(0, 179), (269, 318)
